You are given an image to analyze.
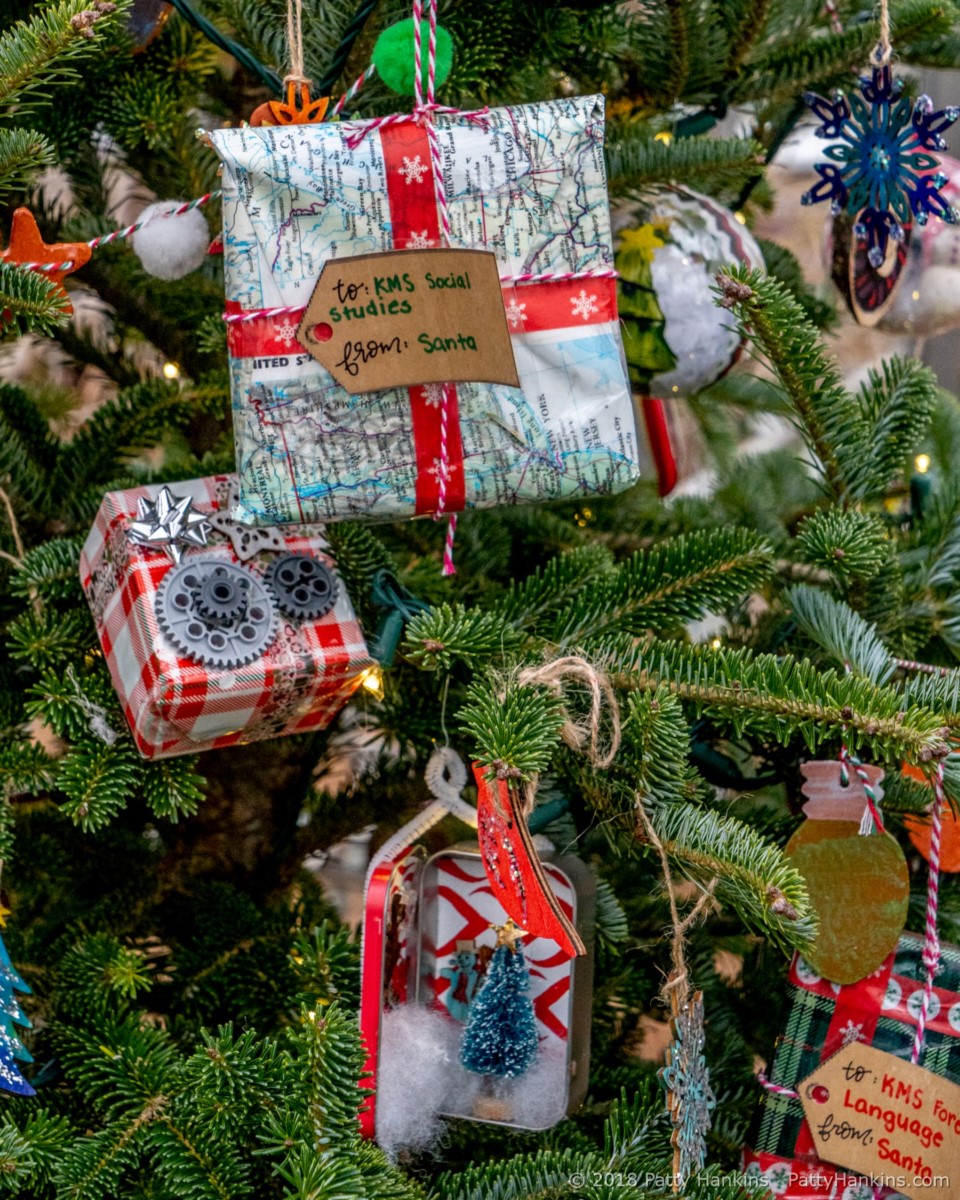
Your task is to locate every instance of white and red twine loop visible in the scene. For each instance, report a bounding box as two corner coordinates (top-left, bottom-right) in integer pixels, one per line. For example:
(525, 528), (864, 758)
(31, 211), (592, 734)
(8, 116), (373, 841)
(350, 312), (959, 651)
(17, 191), (222, 275)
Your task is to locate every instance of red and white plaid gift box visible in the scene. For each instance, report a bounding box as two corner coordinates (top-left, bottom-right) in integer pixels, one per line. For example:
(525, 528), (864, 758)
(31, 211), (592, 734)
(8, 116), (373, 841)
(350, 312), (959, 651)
(79, 474), (372, 759)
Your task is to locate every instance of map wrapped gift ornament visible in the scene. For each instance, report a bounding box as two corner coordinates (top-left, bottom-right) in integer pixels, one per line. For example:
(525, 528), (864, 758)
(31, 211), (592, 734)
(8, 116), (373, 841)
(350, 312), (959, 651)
(743, 934), (960, 1199)
(79, 475), (372, 758)
(207, 95), (640, 526)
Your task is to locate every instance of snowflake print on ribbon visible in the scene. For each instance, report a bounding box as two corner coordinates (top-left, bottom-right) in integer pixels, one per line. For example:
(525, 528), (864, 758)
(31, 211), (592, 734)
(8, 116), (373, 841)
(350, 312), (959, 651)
(427, 457), (457, 483)
(422, 383), (446, 408)
(841, 1185), (876, 1200)
(504, 299), (527, 329)
(407, 230), (432, 249)
(659, 990), (716, 1185)
(840, 1019), (864, 1045)
(275, 318), (299, 349)
(762, 1162), (791, 1197)
(570, 288), (599, 321)
(802, 64), (960, 267)
(399, 155), (429, 185)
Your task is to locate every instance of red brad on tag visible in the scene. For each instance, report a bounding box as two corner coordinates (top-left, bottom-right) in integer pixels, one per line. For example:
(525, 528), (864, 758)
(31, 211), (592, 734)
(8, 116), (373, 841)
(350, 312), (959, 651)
(473, 763), (585, 959)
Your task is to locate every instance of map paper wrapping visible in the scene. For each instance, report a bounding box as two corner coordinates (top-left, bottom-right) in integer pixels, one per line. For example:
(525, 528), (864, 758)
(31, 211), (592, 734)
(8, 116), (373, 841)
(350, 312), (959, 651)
(209, 95), (640, 526)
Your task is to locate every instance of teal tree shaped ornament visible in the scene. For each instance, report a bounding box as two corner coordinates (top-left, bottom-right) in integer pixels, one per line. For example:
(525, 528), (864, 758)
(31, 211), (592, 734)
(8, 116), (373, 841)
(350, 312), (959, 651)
(0, 915), (34, 1096)
(802, 57), (960, 269)
(660, 989), (716, 1185)
(459, 919), (539, 1122)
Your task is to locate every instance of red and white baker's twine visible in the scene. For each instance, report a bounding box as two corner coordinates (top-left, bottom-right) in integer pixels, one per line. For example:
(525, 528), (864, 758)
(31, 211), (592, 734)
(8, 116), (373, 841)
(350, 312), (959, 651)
(894, 656), (953, 677)
(416, 0), (454, 572)
(330, 64), (375, 118)
(18, 191), (222, 274)
(11, 57), (387, 273)
(757, 1073), (798, 1100)
(336, 0), (483, 574)
(838, 742), (886, 834)
(912, 762), (944, 1064)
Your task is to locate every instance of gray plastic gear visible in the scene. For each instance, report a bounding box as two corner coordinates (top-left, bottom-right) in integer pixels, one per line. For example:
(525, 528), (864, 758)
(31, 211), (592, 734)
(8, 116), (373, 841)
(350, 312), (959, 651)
(156, 556), (277, 669)
(265, 552), (338, 621)
(194, 564), (250, 623)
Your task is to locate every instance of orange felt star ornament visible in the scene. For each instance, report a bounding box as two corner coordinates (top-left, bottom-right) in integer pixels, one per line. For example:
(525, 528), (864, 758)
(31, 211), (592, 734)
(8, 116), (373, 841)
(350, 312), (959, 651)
(2, 208), (91, 314)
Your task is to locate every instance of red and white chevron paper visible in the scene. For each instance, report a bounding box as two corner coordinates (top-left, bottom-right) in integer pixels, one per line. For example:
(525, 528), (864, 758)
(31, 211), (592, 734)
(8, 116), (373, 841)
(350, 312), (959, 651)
(421, 852), (575, 1040)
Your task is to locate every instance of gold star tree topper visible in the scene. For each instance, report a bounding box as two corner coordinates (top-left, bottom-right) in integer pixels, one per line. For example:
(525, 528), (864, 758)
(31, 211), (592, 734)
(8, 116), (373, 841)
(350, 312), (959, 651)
(491, 918), (526, 953)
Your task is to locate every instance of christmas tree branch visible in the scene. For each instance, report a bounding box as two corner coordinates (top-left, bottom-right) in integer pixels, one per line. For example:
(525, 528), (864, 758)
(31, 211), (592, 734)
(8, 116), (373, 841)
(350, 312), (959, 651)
(794, 509), (888, 587)
(716, 267), (864, 500)
(731, 1), (953, 102)
(433, 1083), (675, 1200)
(407, 529), (773, 669)
(0, 485), (24, 568)
(0, 0), (125, 111)
(553, 528), (774, 643)
(854, 357), (939, 502)
(0, 263), (70, 338)
(651, 802), (815, 956)
(0, 129), (55, 198)
(605, 131), (764, 195)
(787, 584), (896, 685)
(592, 634), (951, 763)
(497, 544), (616, 632)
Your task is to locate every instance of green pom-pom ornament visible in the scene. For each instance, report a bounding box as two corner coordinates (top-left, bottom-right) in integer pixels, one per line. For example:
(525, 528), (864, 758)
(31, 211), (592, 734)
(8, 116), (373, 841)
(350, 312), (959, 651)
(372, 18), (454, 97)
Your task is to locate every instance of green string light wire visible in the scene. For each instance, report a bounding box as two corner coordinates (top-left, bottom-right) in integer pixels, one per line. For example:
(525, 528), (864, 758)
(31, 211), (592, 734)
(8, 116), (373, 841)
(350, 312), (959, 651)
(168, 0), (282, 93)
(168, 0), (381, 98)
(317, 0), (380, 96)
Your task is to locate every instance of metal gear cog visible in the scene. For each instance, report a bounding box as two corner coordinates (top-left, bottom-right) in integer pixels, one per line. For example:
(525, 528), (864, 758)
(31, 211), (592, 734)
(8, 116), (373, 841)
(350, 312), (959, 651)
(265, 552), (338, 621)
(156, 556), (277, 669)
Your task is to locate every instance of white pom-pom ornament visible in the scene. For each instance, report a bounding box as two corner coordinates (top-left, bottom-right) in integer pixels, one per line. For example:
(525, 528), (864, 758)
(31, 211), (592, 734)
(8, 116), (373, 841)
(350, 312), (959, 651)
(131, 201), (210, 280)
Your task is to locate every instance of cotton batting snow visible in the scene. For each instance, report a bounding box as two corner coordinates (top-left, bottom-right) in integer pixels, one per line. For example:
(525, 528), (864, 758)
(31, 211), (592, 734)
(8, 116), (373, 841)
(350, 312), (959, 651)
(375, 1005), (569, 1156)
(375, 1005), (468, 1159)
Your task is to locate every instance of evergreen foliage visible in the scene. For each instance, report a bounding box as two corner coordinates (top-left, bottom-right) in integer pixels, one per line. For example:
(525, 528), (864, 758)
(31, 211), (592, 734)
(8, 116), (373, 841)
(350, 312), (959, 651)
(1, 2), (960, 1198)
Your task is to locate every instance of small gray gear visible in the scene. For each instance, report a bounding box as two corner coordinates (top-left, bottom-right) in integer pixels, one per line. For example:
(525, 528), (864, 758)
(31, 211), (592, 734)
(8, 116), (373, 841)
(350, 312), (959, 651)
(156, 556), (277, 669)
(194, 563), (250, 623)
(265, 552), (338, 621)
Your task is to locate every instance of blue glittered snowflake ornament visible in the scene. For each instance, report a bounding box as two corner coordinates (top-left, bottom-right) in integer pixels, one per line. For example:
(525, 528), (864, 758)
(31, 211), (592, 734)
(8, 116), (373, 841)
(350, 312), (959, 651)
(803, 65), (960, 267)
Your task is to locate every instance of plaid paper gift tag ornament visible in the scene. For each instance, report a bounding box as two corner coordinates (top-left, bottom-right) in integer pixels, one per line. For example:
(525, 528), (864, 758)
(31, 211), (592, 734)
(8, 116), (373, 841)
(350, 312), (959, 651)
(208, 91), (640, 531)
(80, 474), (372, 759)
(744, 934), (960, 1198)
